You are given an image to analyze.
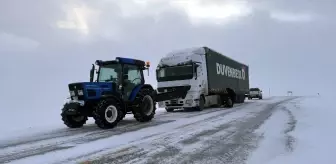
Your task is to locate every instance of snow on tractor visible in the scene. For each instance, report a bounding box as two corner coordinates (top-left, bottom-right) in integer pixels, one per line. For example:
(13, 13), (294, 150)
(61, 57), (189, 129)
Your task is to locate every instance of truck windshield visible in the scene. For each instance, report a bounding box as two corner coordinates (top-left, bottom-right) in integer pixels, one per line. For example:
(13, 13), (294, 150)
(156, 65), (193, 82)
(98, 64), (121, 83)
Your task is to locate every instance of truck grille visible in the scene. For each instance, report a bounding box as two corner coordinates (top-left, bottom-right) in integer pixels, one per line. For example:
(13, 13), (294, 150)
(157, 85), (191, 93)
(170, 99), (177, 104)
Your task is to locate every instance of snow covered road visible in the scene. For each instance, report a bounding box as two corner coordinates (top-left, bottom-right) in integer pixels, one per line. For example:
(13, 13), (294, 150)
(0, 96), (297, 164)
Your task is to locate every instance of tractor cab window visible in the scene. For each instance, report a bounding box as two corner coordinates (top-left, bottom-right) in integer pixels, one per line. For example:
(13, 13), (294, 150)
(98, 64), (121, 83)
(123, 64), (143, 98)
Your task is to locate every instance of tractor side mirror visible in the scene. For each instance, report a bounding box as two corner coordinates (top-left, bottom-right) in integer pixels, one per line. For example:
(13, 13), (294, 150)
(90, 64), (95, 82)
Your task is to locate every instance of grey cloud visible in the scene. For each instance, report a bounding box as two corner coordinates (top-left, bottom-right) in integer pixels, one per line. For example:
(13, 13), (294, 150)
(0, 0), (335, 115)
(0, 32), (40, 52)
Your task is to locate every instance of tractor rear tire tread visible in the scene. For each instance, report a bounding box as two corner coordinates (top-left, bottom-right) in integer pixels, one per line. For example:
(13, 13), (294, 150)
(133, 87), (156, 122)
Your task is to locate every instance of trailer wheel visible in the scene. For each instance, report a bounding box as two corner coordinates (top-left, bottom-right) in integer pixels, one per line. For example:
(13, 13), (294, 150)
(61, 103), (88, 128)
(224, 97), (234, 108)
(236, 95), (244, 103)
(240, 95), (245, 103)
(133, 87), (157, 122)
(93, 99), (124, 129)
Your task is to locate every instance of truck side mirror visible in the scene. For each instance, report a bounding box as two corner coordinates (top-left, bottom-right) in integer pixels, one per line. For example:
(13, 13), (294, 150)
(90, 64), (95, 82)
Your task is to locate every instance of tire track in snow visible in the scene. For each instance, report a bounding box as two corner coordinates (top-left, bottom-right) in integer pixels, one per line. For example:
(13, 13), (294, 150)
(0, 101), (254, 163)
(150, 97), (297, 164)
(0, 120), (173, 164)
(281, 105), (298, 152)
(0, 102), (248, 150)
(73, 97), (295, 164)
(54, 101), (267, 164)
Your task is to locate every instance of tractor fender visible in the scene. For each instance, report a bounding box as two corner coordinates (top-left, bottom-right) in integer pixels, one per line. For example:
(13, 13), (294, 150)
(129, 84), (154, 102)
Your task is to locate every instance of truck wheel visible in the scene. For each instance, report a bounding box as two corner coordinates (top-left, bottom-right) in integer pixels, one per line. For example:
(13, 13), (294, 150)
(133, 88), (156, 122)
(195, 96), (205, 111)
(93, 99), (123, 129)
(259, 96), (263, 100)
(165, 107), (175, 112)
(224, 97), (234, 108)
(61, 103), (87, 128)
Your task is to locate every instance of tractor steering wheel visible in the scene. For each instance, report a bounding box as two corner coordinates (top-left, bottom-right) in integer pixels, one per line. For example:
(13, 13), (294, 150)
(131, 78), (141, 84)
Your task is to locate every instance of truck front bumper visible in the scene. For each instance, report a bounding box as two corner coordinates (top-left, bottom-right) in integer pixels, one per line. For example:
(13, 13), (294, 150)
(158, 97), (199, 108)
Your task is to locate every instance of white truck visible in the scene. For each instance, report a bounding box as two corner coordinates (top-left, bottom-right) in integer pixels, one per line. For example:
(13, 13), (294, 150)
(155, 46), (250, 112)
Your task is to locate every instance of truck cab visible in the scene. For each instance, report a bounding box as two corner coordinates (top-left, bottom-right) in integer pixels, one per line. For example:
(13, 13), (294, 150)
(156, 48), (208, 112)
(248, 88), (263, 100)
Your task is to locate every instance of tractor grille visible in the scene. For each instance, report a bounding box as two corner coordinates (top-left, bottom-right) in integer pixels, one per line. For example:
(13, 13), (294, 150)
(68, 83), (85, 100)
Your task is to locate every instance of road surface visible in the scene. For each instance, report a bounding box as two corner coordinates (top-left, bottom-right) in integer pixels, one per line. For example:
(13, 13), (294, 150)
(0, 96), (298, 164)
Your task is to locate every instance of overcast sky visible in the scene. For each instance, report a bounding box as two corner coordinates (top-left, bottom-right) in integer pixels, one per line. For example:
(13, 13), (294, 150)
(1, 0), (335, 117)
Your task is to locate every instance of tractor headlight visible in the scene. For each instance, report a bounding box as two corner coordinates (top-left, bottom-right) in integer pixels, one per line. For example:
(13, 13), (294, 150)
(77, 90), (83, 96)
(70, 91), (75, 96)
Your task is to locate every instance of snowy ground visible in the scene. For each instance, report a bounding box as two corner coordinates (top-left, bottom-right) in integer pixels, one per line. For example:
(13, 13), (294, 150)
(247, 95), (336, 164)
(0, 96), (331, 164)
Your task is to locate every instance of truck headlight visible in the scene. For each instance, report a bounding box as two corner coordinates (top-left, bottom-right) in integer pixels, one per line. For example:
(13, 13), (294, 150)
(70, 91), (75, 96)
(77, 90), (83, 96)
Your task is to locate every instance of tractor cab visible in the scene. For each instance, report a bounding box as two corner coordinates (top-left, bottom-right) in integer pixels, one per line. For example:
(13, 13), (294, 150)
(90, 57), (150, 101)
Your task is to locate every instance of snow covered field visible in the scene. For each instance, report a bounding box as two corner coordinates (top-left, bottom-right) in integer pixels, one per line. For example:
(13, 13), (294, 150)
(0, 96), (332, 164)
(247, 96), (336, 164)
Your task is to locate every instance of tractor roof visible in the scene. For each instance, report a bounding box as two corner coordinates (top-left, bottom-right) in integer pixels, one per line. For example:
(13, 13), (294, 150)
(95, 57), (146, 68)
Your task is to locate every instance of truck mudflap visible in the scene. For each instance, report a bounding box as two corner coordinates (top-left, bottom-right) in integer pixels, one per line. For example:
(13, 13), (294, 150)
(152, 89), (189, 102)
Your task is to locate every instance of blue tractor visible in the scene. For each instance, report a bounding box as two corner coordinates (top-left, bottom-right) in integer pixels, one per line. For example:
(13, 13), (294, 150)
(61, 57), (163, 129)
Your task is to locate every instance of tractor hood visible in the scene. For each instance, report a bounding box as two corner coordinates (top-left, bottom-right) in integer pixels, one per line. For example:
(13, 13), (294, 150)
(68, 82), (117, 100)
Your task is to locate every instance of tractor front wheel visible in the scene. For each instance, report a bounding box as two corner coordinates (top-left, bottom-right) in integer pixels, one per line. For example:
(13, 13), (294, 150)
(61, 103), (88, 128)
(133, 88), (156, 122)
(93, 99), (123, 129)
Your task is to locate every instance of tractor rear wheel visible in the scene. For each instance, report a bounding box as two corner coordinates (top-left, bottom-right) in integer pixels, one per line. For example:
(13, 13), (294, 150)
(93, 99), (123, 129)
(133, 88), (156, 122)
(61, 103), (88, 128)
